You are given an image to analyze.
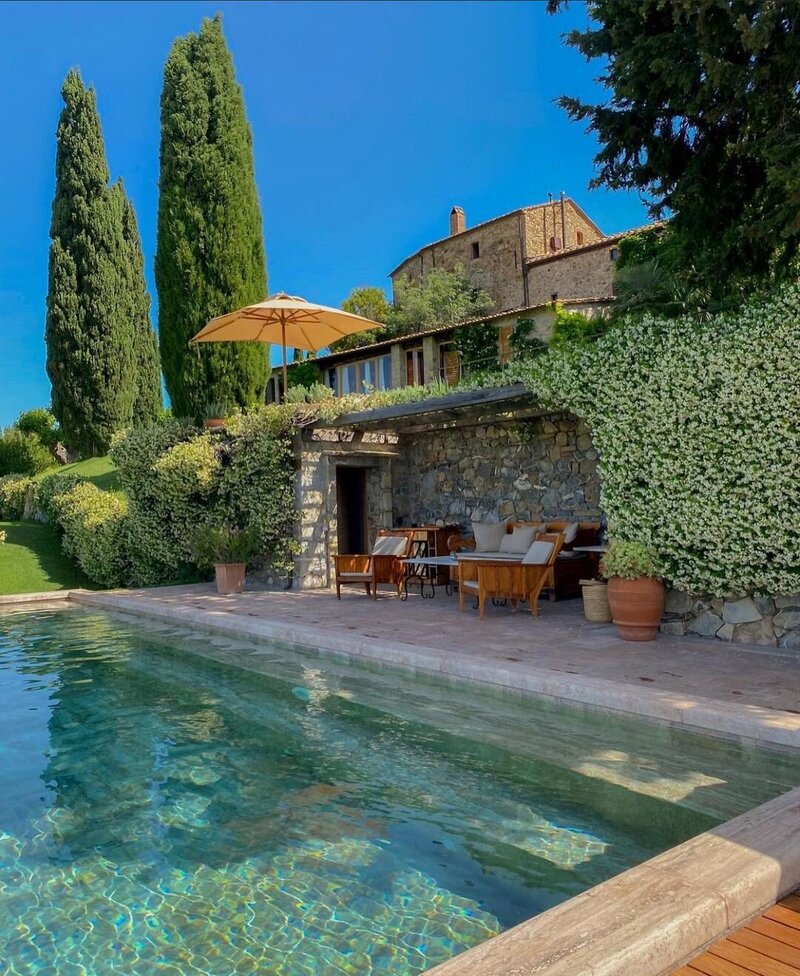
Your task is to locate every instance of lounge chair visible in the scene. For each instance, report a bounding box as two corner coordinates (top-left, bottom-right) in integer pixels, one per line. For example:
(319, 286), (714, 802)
(457, 533), (564, 619)
(334, 532), (411, 600)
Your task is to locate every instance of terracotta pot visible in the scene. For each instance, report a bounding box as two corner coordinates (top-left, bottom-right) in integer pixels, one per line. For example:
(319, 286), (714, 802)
(214, 563), (246, 594)
(607, 576), (665, 641)
(203, 418), (226, 431)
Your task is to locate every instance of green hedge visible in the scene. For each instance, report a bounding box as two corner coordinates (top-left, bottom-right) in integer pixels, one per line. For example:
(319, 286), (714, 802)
(0, 476), (34, 520)
(36, 472), (87, 525)
(51, 482), (129, 587)
(526, 284), (800, 596)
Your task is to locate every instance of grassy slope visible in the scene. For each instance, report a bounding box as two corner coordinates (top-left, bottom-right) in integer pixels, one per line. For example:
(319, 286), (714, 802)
(0, 520), (92, 594)
(34, 455), (123, 494)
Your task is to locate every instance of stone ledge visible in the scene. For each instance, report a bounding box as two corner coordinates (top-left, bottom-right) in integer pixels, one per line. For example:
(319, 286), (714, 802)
(70, 590), (800, 748)
(423, 787), (800, 976)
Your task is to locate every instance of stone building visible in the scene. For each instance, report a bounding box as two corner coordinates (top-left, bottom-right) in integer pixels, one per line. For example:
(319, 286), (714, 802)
(389, 195), (606, 313)
(292, 386), (601, 590)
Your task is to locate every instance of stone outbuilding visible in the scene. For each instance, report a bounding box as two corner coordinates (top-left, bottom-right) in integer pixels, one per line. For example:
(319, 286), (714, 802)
(291, 385), (600, 590)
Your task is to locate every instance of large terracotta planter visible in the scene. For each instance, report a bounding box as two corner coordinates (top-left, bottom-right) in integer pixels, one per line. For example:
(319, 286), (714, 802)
(607, 576), (665, 641)
(215, 562), (246, 594)
(203, 418), (226, 431)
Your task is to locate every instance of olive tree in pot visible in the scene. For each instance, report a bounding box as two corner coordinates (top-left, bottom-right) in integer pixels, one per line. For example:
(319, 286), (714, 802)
(201, 402), (233, 431)
(194, 526), (260, 595)
(602, 541), (665, 641)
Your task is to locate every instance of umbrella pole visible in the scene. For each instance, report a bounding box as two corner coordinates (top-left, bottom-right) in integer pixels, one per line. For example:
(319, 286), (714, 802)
(281, 321), (288, 402)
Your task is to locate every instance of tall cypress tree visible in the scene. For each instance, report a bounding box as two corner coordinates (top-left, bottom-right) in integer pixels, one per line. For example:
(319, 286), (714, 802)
(45, 70), (159, 455)
(156, 15), (269, 418)
(119, 185), (163, 424)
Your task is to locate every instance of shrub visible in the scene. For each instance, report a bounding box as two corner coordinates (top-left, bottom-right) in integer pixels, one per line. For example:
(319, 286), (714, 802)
(0, 428), (53, 476)
(15, 408), (60, 449)
(0, 530), (6, 545)
(0, 475), (34, 520)
(526, 284), (800, 596)
(453, 322), (500, 376)
(602, 541), (663, 580)
(36, 472), (87, 524)
(51, 482), (129, 587)
(549, 303), (609, 350)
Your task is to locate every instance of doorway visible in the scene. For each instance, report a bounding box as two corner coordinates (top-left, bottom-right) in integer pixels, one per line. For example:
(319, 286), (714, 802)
(336, 466), (368, 554)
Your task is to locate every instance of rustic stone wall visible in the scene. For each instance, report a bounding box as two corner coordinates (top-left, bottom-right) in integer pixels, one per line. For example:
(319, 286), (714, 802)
(662, 590), (800, 649)
(522, 200), (603, 261)
(294, 429), (397, 589)
(393, 412), (601, 527)
(528, 245), (617, 306)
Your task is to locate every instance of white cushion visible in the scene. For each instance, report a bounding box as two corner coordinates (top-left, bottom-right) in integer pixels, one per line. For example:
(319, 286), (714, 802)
(472, 521), (506, 552)
(338, 571), (373, 580)
(457, 552), (520, 561)
(521, 540), (554, 565)
(461, 580), (479, 591)
(562, 522), (579, 544)
(499, 526), (537, 553)
(372, 535), (407, 556)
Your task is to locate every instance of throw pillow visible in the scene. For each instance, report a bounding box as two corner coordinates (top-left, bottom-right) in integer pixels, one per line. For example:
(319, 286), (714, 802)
(562, 522), (579, 544)
(472, 521), (506, 552)
(521, 540), (555, 565)
(499, 525), (538, 553)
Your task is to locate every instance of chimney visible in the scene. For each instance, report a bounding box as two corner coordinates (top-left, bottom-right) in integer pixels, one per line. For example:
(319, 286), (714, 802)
(449, 206), (466, 236)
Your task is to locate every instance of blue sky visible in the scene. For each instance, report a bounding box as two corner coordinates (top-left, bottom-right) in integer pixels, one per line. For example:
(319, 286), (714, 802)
(0, 0), (649, 427)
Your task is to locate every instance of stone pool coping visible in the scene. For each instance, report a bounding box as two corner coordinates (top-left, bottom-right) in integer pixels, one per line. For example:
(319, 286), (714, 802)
(4, 589), (800, 976)
(52, 588), (800, 749)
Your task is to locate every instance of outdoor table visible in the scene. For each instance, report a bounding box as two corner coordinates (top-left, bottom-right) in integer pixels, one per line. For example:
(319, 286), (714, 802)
(400, 555), (459, 600)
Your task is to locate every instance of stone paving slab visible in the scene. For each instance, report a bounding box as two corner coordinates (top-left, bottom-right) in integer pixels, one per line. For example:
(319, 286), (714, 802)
(63, 583), (800, 748)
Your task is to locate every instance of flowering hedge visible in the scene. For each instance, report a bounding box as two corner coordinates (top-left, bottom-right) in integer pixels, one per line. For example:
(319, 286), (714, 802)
(524, 285), (800, 596)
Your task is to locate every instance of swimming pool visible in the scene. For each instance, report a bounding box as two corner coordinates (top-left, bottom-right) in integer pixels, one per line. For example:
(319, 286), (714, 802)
(2, 606), (799, 975)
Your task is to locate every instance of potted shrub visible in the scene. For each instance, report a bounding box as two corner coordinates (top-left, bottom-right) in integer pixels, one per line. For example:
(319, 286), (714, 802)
(202, 402), (232, 431)
(194, 526), (260, 594)
(602, 541), (665, 641)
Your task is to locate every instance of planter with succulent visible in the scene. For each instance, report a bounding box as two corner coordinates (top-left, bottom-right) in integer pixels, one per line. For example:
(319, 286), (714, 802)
(202, 402), (232, 431)
(602, 541), (665, 641)
(193, 526), (260, 594)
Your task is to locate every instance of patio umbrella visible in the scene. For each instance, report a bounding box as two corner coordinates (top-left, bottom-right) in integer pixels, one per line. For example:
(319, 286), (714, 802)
(189, 292), (383, 398)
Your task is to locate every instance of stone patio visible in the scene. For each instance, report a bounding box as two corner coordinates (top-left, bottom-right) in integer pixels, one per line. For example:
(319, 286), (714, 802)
(67, 582), (800, 748)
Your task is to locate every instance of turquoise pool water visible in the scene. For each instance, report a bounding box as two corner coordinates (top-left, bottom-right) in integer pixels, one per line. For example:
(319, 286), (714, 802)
(2, 607), (799, 975)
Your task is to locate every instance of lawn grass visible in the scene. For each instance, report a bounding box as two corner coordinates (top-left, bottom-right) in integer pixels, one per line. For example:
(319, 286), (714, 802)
(34, 455), (123, 494)
(0, 520), (92, 595)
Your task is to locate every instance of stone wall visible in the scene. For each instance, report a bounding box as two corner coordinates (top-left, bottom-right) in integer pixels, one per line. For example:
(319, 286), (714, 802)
(522, 200), (603, 262)
(393, 412), (601, 527)
(528, 245), (617, 306)
(662, 590), (800, 649)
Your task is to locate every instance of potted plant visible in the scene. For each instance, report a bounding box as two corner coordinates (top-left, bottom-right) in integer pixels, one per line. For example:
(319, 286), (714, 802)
(602, 541), (665, 641)
(194, 526), (260, 594)
(202, 402), (232, 431)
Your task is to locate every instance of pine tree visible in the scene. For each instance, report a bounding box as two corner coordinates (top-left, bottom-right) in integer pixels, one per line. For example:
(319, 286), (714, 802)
(119, 186), (163, 424)
(156, 15), (269, 418)
(45, 70), (159, 455)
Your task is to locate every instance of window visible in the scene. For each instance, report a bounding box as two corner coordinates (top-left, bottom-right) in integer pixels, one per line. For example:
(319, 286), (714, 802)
(513, 249), (518, 269)
(610, 247), (620, 261)
(439, 342), (460, 386)
(551, 292), (559, 302)
(576, 231), (585, 246)
(471, 241), (480, 259)
(405, 347), (424, 386)
(328, 354), (393, 396)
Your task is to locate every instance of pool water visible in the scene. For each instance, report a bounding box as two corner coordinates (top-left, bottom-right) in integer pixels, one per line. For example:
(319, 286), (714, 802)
(2, 607), (799, 975)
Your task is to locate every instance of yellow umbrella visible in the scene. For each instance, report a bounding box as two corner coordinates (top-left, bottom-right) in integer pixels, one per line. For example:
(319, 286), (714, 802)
(190, 292), (383, 398)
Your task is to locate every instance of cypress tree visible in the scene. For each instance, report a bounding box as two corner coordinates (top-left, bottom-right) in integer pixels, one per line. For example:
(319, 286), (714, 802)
(45, 71), (159, 455)
(119, 186), (163, 424)
(156, 15), (269, 418)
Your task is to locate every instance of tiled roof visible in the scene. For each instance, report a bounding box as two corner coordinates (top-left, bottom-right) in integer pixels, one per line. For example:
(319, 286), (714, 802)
(276, 296), (612, 372)
(387, 198), (605, 277)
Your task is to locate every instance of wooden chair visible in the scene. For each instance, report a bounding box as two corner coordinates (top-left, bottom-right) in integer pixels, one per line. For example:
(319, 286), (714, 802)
(457, 533), (564, 619)
(334, 532), (411, 599)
